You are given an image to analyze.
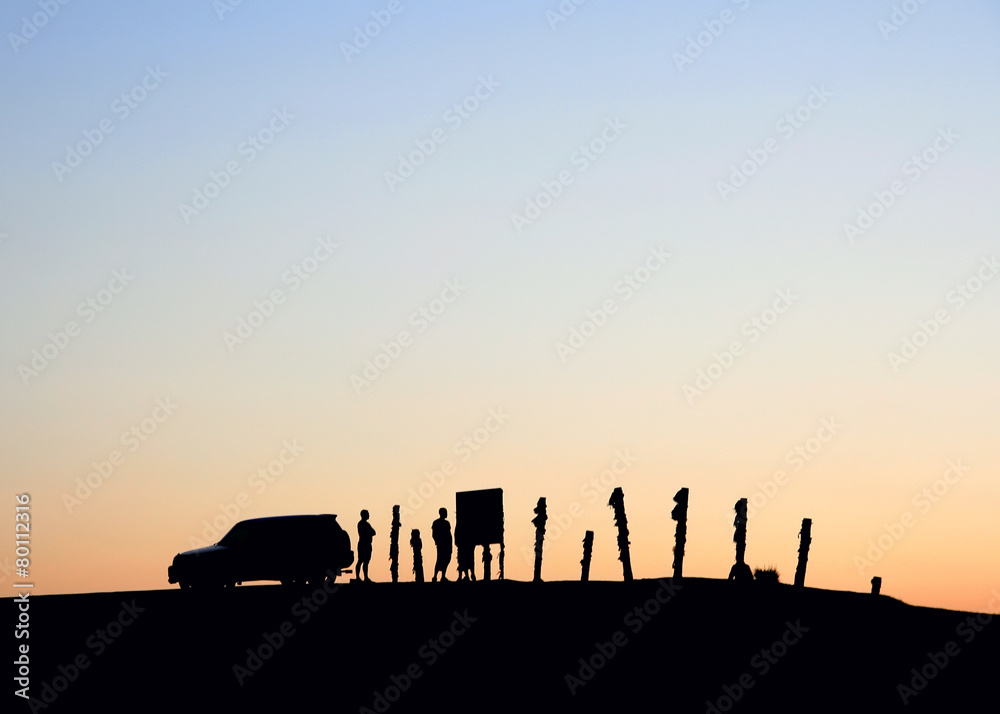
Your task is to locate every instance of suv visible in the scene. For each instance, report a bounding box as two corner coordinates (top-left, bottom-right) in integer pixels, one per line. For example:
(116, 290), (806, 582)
(168, 515), (354, 589)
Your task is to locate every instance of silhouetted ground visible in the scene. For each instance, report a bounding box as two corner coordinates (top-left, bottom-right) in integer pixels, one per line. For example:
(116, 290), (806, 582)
(9, 577), (998, 713)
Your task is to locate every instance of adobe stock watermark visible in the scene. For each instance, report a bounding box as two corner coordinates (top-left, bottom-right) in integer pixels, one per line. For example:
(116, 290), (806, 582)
(340, 0), (407, 63)
(384, 75), (500, 191)
(213, 0), (247, 21)
(52, 65), (168, 182)
(62, 398), (179, 513)
(565, 578), (682, 695)
(187, 439), (305, 549)
(887, 255), (999, 372)
(400, 408), (510, 519)
(510, 117), (626, 233)
(842, 126), (958, 244)
(716, 85), (833, 202)
(7, 0), (72, 54)
(878, 0), (933, 40)
(361, 610), (478, 713)
(896, 588), (999, 706)
(556, 247), (671, 362)
(16, 599), (144, 708)
(233, 579), (342, 685)
(546, 0), (589, 30)
(741, 418), (844, 522)
(853, 458), (970, 575)
(223, 235), (338, 352)
(18, 269), (135, 386)
(704, 620), (810, 712)
(682, 288), (799, 404)
(670, 0), (754, 73)
(351, 278), (467, 394)
(520, 449), (637, 565)
(178, 107), (294, 223)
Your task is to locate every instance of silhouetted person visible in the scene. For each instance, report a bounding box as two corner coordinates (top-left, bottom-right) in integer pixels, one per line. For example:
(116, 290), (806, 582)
(356, 509), (375, 582)
(432, 507), (453, 582)
(456, 524), (476, 581)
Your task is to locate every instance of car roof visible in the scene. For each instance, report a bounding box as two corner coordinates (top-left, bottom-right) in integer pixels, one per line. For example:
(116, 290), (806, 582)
(237, 514), (339, 524)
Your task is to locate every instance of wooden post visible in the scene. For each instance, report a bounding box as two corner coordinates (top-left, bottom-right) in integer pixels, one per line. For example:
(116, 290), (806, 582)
(532, 497), (547, 582)
(389, 506), (401, 583)
(410, 529), (424, 583)
(871, 576), (882, 596)
(794, 518), (812, 588)
(581, 530), (594, 582)
(734, 498), (748, 565)
(482, 543), (492, 581)
(608, 487), (633, 582)
(671, 488), (689, 580)
(728, 498), (752, 582)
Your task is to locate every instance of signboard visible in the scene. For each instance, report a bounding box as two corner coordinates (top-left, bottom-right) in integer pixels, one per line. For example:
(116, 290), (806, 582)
(455, 488), (504, 545)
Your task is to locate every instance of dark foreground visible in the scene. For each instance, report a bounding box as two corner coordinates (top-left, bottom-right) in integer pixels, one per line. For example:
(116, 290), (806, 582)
(8, 577), (999, 713)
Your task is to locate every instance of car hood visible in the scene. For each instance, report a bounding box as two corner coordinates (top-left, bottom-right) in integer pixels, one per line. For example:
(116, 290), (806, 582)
(175, 545), (228, 559)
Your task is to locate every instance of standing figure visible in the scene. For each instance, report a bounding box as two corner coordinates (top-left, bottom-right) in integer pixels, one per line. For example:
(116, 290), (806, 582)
(431, 507), (453, 582)
(356, 510), (376, 582)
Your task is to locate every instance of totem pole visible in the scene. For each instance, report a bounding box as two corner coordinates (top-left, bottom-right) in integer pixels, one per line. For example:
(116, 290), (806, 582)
(389, 505), (401, 584)
(608, 487), (633, 582)
(728, 498), (752, 582)
(482, 544), (492, 581)
(671, 487), (689, 580)
(794, 518), (812, 588)
(532, 497), (547, 583)
(410, 528), (424, 583)
(581, 530), (594, 582)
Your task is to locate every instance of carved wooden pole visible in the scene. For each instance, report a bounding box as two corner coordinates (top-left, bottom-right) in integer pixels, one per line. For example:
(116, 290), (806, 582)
(608, 487), (633, 582)
(734, 498), (748, 565)
(410, 528), (424, 583)
(671, 487), (689, 580)
(499, 520), (505, 581)
(389, 505), (401, 583)
(532, 497), (547, 582)
(794, 518), (812, 588)
(581, 530), (594, 582)
(482, 543), (492, 582)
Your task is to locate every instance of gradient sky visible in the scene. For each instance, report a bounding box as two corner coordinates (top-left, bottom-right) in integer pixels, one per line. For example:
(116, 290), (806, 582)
(2, 0), (998, 613)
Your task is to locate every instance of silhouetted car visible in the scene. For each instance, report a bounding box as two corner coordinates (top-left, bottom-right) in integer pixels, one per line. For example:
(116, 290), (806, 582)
(168, 515), (354, 589)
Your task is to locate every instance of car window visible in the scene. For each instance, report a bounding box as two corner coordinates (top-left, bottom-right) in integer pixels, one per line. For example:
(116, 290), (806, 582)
(218, 521), (268, 547)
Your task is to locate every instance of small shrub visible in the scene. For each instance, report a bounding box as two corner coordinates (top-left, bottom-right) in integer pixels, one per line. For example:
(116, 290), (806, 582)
(754, 566), (780, 585)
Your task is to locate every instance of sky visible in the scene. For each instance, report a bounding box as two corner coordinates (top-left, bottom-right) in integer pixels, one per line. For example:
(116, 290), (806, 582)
(1, 0), (998, 613)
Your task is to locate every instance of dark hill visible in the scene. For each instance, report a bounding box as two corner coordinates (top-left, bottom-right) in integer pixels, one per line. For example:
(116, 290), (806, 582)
(9, 578), (997, 713)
